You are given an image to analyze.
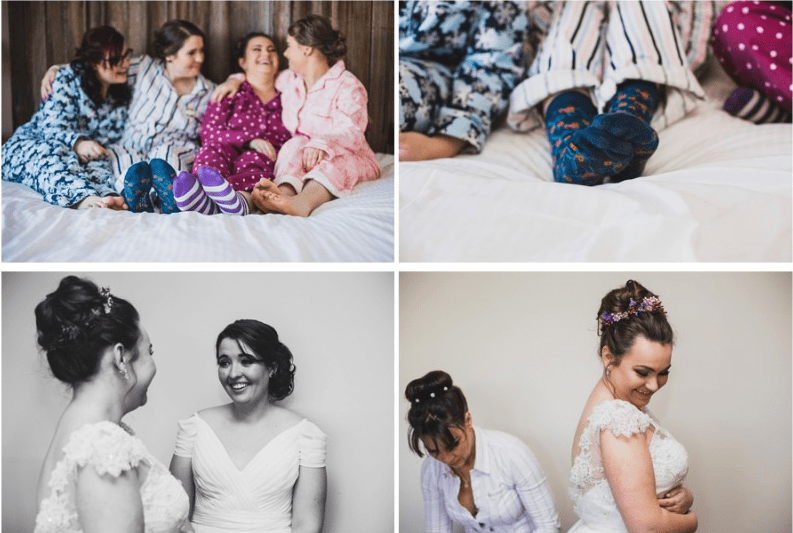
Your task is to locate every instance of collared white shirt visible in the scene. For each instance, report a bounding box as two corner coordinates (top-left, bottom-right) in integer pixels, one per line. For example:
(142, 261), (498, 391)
(421, 426), (560, 533)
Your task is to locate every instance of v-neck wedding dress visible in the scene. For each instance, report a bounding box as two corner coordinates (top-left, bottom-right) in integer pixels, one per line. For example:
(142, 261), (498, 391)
(174, 414), (326, 533)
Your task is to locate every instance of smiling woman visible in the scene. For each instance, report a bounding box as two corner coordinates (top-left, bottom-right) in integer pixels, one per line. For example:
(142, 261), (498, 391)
(169, 319), (326, 533)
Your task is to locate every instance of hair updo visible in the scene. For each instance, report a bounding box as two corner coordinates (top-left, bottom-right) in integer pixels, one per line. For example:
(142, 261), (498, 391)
(405, 370), (468, 457)
(216, 319), (296, 401)
(151, 19), (204, 60)
(597, 280), (674, 365)
(288, 14), (347, 65)
(35, 276), (141, 386)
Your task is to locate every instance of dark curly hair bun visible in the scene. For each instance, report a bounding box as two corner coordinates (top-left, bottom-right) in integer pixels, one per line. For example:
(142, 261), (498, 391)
(405, 370), (468, 457)
(289, 14), (347, 64)
(35, 276), (141, 386)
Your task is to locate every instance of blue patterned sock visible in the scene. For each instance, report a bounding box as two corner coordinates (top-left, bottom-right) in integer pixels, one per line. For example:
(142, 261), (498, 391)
(597, 80), (660, 182)
(149, 158), (180, 214)
(123, 161), (154, 213)
(546, 91), (633, 185)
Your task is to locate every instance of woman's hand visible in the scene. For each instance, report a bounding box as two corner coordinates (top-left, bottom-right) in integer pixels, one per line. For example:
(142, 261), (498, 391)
(41, 65), (60, 100)
(211, 77), (243, 102)
(399, 132), (466, 161)
(302, 147), (327, 171)
(74, 139), (108, 162)
(249, 139), (276, 161)
(658, 486), (694, 515)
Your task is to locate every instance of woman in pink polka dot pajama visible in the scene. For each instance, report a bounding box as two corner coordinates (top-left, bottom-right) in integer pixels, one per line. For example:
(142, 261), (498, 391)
(250, 14), (381, 217)
(712, 1), (792, 123)
(173, 33), (292, 215)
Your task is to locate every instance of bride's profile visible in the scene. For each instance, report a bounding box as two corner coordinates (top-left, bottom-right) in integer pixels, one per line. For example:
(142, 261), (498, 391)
(568, 280), (697, 533)
(33, 275), (191, 533)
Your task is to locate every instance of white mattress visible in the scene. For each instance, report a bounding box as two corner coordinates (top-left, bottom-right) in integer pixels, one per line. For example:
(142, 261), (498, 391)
(399, 63), (792, 263)
(2, 154), (393, 262)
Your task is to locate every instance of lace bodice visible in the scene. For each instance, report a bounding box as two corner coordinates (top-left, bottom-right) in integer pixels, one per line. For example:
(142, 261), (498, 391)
(568, 400), (688, 532)
(34, 422), (189, 533)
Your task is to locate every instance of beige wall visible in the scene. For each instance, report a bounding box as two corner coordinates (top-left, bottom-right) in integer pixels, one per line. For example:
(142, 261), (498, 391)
(2, 271), (394, 532)
(399, 272), (792, 533)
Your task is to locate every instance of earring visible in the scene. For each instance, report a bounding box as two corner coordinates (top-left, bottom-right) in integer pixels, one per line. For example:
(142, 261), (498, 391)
(119, 364), (130, 380)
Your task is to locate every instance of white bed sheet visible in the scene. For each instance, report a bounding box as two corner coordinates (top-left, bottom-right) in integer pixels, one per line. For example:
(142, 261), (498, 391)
(2, 154), (393, 263)
(399, 64), (792, 263)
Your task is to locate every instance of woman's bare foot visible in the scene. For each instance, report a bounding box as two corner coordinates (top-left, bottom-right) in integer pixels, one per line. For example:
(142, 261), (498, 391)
(251, 179), (331, 217)
(100, 196), (129, 211)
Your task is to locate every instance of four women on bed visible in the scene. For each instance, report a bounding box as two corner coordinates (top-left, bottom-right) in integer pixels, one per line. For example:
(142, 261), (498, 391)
(405, 370), (561, 533)
(33, 276), (191, 532)
(169, 319), (327, 533)
(1, 27), (131, 210)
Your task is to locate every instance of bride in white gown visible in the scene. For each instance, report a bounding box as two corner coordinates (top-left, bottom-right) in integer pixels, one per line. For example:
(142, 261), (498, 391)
(568, 280), (697, 533)
(169, 319), (326, 533)
(33, 276), (190, 533)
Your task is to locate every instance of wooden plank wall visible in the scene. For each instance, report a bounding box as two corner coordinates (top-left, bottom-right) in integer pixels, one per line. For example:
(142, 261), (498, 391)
(4, 1), (394, 153)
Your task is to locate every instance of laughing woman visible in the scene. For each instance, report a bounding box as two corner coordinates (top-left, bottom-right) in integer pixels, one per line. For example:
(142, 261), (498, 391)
(169, 320), (326, 533)
(568, 280), (696, 533)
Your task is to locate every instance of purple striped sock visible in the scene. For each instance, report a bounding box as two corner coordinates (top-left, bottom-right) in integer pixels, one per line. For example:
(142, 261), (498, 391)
(173, 171), (219, 215)
(195, 166), (248, 216)
(724, 87), (791, 124)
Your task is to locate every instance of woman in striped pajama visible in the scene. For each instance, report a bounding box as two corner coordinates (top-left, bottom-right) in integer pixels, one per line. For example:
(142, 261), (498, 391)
(405, 370), (561, 533)
(509, 1), (715, 185)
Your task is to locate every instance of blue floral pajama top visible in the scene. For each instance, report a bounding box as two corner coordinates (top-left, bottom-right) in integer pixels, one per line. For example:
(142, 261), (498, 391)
(399, 0), (529, 153)
(1, 66), (127, 207)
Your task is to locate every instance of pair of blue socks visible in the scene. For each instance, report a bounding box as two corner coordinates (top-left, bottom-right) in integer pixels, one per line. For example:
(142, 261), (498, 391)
(545, 81), (659, 185)
(122, 159), (180, 213)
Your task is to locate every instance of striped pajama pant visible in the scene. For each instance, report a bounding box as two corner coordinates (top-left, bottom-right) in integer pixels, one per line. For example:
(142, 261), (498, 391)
(509, 1), (715, 132)
(108, 142), (197, 193)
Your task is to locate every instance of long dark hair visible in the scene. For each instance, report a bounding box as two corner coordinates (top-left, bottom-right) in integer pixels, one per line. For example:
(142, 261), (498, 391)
(69, 26), (131, 107)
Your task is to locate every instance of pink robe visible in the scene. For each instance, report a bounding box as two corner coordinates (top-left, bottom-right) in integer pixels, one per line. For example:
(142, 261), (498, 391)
(275, 61), (380, 196)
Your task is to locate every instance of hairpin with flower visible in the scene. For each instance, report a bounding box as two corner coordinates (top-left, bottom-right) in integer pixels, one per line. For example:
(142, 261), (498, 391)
(599, 296), (664, 327)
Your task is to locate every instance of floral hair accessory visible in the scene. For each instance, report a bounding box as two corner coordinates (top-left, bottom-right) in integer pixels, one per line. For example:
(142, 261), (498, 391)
(412, 386), (449, 404)
(99, 287), (113, 314)
(599, 296), (664, 327)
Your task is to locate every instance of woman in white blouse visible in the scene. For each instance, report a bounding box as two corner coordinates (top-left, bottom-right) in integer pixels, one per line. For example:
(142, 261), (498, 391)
(405, 370), (560, 533)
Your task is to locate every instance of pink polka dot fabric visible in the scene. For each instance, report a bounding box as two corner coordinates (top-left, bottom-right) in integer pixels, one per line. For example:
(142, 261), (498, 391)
(711, 0), (792, 111)
(192, 81), (292, 191)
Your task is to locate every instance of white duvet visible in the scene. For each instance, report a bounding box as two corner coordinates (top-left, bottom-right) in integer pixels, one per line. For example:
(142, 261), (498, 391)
(399, 62), (792, 263)
(2, 154), (393, 262)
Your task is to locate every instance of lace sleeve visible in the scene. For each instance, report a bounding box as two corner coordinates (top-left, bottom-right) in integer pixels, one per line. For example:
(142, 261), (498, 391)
(65, 422), (147, 477)
(298, 420), (327, 468)
(591, 400), (652, 441)
(173, 415), (199, 458)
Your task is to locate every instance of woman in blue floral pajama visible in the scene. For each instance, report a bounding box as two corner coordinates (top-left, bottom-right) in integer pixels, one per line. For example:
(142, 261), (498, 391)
(2, 26), (130, 209)
(398, 1), (543, 161)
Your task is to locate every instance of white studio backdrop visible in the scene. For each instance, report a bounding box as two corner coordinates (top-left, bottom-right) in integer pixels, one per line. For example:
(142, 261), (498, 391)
(399, 271), (791, 533)
(2, 271), (394, 533)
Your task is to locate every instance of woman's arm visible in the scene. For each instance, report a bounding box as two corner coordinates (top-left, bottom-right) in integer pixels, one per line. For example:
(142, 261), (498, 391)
(601, 429), (697, 533)
(304, 75), (370, 160)
(420, 459), (454, 533)
(169, 454), (196, 518)
(75, 464), (144, 533)
(291, 466), (327, 533)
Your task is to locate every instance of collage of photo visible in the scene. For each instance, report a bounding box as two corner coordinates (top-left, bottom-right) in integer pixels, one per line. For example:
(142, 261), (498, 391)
(1, 2), (791, 533)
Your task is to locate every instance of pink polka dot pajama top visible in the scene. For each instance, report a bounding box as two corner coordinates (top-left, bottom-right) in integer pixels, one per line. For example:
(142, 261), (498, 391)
(193, 81), (292, 191)
(275, 61), (380, 197)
